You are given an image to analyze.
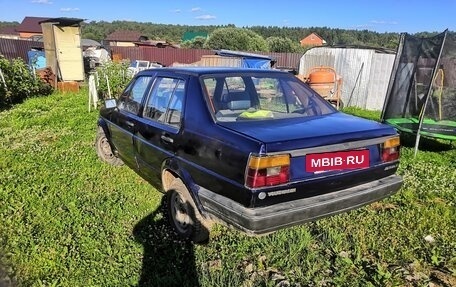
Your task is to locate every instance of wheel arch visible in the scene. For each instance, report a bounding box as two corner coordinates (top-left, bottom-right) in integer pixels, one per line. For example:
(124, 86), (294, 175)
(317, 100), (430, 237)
(97, 118), (111, 138)
(161, 158), (207, 217)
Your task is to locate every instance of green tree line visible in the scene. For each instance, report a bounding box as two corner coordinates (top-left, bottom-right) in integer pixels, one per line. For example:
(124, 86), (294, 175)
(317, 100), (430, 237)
(0, 21), (19, 31)
(79, 21), (453, 52)
(80, 21), (403, 50)
(2, 20), (454, 53)
(77, 21), (406, 48)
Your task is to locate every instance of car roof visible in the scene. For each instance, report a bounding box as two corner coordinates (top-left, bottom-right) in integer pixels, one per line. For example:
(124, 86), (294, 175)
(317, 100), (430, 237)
(136, 67), (290, 77)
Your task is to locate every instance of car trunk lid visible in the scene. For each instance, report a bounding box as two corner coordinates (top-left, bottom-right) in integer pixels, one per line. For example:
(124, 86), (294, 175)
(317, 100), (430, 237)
(219, 112), (399, 188)
(218, 112), (395, 150)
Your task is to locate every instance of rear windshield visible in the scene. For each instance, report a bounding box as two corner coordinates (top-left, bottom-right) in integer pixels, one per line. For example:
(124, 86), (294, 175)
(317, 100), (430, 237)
(202, 73), (335, 122)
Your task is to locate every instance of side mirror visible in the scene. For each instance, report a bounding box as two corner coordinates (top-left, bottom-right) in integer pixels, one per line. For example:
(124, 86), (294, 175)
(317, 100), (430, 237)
(104, 98), (117, 109)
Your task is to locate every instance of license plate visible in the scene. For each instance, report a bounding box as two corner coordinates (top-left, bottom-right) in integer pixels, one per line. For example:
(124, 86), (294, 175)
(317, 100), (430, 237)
(306, 149), (370, 172)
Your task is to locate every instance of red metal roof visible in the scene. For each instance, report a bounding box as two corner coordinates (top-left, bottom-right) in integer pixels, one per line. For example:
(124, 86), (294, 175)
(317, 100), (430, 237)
(105, 30), (147, 42)
(17, 17), (50, 33)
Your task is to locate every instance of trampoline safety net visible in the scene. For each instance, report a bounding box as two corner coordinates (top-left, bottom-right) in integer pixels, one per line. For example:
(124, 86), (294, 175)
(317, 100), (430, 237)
(381, 30), (456, 141)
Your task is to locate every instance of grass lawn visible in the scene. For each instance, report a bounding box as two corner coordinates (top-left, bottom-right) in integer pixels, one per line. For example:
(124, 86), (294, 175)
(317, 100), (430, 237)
(0, 91), (455, 286)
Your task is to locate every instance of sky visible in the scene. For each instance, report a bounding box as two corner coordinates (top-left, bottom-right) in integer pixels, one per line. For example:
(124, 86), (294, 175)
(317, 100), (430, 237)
(0, 0), (454, 33)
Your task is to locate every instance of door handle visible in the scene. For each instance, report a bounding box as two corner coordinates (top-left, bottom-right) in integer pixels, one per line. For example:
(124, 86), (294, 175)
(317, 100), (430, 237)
(125, 121), (134, 128)
(160, 134), (174, 144)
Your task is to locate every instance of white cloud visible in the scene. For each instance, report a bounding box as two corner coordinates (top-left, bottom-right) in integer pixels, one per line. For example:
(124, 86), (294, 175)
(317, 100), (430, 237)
(195, 14), (216, 20)
(191, 7), (202, 12)
(31, 0), (52, 4)
(60, 7), (80, 12)
(171, 9), (181, 13)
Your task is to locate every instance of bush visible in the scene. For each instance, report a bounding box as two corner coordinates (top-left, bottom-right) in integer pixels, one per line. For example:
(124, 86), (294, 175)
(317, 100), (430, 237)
(204, 28), (269, 52)
(94, 60), (132, 99)
(0, 56), (53, 109)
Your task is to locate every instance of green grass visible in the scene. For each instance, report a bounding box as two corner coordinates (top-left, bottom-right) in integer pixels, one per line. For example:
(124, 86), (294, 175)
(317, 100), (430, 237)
(0, 91), (455, 286)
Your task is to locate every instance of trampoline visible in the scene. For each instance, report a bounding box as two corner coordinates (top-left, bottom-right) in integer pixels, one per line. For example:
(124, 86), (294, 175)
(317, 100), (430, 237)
(381, 30), (456, 152)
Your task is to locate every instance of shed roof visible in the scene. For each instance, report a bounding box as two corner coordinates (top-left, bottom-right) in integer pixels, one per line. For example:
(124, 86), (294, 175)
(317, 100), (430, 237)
(82, 38), (101, 47)
(216, 49), (274, 60)
(39, 17), (84, 26)
(17, 17), (50, 33)
(105, 30), (147, 42)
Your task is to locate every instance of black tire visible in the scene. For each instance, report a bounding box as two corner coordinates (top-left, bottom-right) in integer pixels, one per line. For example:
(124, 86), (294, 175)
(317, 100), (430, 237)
(165, 179), (210, 243)
(330, 100), (344, 110)
(95, 126), (123, 166)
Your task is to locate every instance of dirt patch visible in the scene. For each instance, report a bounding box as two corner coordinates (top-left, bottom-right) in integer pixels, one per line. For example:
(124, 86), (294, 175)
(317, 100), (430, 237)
(0, 262), (15, 287)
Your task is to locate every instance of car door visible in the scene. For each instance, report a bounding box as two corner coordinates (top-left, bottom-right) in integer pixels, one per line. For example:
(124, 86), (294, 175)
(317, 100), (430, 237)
(134, 75), (187, 183)
(109, 75), (153, 168)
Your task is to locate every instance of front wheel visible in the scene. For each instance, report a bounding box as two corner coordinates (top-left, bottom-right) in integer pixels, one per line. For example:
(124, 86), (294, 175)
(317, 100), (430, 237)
(95, 126), (123, 166)
(165, 179), (210, 243)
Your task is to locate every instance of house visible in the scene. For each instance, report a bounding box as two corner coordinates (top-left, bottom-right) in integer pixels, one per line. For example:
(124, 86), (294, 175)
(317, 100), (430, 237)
(300, 32), (326, 47)
(0, 16), (49, 40)
(16, 16), (50, 39)
(0, 26), (20, 40)
(105, 30), (148, 47)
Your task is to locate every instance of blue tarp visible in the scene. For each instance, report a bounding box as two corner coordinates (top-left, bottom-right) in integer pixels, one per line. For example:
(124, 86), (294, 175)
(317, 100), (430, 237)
(27, 50), (46, 69)
(242, 58), (271, 69)
(216, 49), (274, 69)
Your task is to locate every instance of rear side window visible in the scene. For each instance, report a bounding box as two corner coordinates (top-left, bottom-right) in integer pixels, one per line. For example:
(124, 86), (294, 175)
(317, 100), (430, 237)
(118, 76), (153, 114)
(202, 74), (335, 122)
(143, 77), (185, 128)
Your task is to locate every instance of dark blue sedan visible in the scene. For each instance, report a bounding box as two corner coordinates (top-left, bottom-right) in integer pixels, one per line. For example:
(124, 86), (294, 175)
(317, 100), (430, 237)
(96, 67), (402, 242)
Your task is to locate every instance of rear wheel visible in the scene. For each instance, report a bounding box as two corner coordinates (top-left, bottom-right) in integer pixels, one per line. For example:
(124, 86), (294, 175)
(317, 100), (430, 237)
(95, 126), (123, 166)
(165, 179), (210, 243)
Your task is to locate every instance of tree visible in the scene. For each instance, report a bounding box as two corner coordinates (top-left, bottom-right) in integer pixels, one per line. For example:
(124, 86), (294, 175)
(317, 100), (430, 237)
(203, 27), (268, 52)
(267, 36), (302, 53)
(337, 32), (362, 45)
(181, 36), (207, 49)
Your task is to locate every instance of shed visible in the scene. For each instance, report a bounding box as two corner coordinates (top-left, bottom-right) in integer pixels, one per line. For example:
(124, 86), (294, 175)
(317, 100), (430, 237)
(105, 30), (148, 47)
(299, 46), (396, 110)
(214, 49), (275, 69)
(40, 17), (84, 82)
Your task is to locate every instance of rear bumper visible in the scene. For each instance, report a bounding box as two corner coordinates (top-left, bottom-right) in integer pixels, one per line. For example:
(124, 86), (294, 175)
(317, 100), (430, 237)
(198, 174), (403, 235)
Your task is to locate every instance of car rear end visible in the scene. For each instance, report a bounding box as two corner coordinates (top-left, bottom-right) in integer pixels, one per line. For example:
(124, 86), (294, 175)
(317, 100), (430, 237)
(244, 125), (401, 208)
(199, 122), (402, 235)
(197, 69), (402, 234)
